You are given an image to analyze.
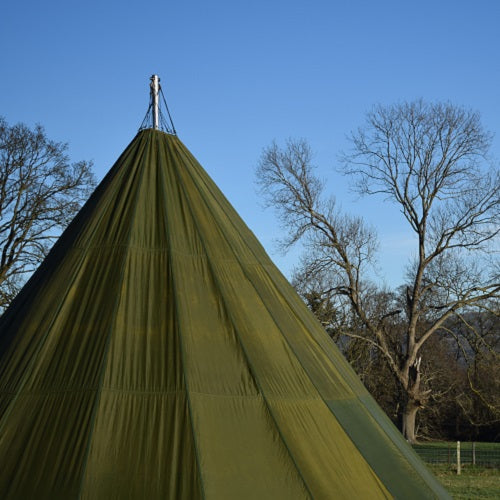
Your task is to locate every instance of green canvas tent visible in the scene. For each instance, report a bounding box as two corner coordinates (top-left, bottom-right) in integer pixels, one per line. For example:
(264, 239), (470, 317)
(0, 87), (450, 499)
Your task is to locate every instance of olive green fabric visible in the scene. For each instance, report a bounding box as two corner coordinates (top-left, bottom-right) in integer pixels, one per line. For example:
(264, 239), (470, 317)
(0, 130), (450, 499)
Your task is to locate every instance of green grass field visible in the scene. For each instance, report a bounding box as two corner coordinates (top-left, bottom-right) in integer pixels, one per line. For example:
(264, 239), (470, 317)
(429, 465), (500, 499)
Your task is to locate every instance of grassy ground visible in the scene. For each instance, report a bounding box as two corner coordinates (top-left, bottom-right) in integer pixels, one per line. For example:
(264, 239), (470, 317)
(429, 464), (500, 499)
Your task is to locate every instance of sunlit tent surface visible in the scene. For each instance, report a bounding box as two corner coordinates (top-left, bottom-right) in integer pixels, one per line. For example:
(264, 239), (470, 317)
(0, 128), (450, 499)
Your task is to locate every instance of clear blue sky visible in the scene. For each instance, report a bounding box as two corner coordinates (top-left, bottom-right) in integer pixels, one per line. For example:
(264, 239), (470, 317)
(2, 0), (499, 286)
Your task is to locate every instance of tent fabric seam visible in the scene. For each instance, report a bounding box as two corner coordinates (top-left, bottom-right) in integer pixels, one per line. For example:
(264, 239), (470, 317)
(76, 137), (150, 499)
(160, 137), (207, 500)
(170, 144), (315, 499)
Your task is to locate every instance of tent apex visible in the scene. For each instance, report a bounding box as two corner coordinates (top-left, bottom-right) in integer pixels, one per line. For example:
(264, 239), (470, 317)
(140, 74), (177, 135)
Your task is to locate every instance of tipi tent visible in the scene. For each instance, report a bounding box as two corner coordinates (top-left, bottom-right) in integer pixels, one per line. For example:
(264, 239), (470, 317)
(0, 80), (450, 499)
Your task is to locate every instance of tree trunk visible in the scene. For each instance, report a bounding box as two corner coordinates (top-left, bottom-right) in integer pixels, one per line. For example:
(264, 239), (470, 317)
(400, 355), (425, 443)
(402, 402), (419, 444)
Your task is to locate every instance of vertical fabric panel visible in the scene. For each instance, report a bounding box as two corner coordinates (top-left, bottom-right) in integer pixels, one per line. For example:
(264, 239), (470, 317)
(163, 141), (312, 498)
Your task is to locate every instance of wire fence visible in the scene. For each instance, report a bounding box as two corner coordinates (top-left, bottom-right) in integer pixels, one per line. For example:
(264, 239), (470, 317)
(413, 442), (500, 468)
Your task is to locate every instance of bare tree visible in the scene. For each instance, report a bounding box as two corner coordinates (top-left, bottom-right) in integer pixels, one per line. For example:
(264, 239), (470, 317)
(256, 101), (499, 443)
(0, 117), (95, 310)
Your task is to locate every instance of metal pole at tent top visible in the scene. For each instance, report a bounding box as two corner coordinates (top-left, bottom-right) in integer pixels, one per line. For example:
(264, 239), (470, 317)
(140, 74), (176, 134)
(150, 75), (160, 130)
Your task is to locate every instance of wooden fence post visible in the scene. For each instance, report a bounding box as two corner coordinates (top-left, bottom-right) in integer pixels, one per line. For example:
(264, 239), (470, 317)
(457, 441), (461, 475)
